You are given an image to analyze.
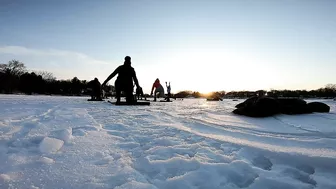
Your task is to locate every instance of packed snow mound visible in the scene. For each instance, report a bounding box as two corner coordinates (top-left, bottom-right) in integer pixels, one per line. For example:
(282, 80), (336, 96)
(0, 174), (10, 182)
(39, 137), (64, 154)
(49, 128), (73, 143)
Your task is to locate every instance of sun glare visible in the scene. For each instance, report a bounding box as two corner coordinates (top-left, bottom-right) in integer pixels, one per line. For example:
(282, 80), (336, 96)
(162, 49), (280, 93)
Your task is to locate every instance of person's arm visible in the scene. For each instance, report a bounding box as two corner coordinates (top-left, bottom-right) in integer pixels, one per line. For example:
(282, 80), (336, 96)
(150, 83), (155, 95)
(102, 67), (119, 86)
(132, 69), (140, 88)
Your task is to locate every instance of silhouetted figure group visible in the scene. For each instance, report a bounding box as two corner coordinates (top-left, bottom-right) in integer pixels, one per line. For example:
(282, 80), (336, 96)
(88, 56), (174, 104)
(87, 57), (331, 115)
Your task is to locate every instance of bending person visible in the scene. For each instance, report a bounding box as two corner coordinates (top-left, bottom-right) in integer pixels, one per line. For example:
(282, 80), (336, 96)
(87, 77), (102, 100)
(150, 78), (165, 101)
(102, 56), (141, 104)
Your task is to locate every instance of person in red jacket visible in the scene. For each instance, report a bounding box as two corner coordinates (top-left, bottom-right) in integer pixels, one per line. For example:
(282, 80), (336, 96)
(150, 78), (165, 101)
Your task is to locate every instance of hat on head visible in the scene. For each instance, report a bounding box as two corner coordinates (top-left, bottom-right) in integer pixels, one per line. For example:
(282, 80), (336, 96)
(125, 56), (131, 61)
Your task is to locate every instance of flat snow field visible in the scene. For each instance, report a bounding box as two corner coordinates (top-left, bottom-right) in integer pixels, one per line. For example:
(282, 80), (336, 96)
(1, 95), (336, 189)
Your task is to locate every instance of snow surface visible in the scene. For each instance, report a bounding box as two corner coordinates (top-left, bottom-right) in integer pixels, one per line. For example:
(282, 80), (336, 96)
(0, 95), (336, 189)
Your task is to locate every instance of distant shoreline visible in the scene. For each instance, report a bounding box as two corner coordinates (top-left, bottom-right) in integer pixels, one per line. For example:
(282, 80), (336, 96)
(0, 93), (335, 100)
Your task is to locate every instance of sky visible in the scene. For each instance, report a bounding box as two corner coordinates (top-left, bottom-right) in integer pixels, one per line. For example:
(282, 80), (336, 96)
(0, 0), (335, 93)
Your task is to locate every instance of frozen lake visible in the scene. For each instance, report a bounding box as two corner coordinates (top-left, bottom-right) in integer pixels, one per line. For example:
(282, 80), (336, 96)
(1, 95), (336, 189)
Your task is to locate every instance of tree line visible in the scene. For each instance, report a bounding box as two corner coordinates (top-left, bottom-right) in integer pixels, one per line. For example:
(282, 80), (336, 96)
(1, 59), (335, 98)
(0, 60), (114, 96)
(174, 86), (336, 99)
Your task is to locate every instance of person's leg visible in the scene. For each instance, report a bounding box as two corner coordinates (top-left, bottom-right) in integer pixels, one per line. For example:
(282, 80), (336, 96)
(154, 89), (158, 101)
(90, 90), (95, 100)
(98, 85), (103, 100)
(94, 91), (99, 100)
(94, 82), (102, 100)
(89, 88), (94, 100)
(125, 86), (134, 103)
(115, 80), (121, 103)
(94, 88), (102, 100)
(125, 92), (133, 103)
(167, 92), (171, 101)
(139, 88), (143, 100)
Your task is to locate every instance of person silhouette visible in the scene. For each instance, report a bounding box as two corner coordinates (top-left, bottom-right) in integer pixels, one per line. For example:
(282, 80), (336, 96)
(136, 86), (144, 100)
(150, 78), (165, 101)
(165, 81), (171, 101)
(102, 56), (141, 104)
(87, 78), (102, 100)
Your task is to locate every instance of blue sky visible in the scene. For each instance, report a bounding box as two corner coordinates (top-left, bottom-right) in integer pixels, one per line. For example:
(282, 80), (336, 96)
(1, 0), (335, 93)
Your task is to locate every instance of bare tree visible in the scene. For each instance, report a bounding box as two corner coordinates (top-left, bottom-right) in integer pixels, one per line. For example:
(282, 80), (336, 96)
(35, 70), (56, 81)
(325, 84), (336, 91)
(0, 63), (6, 73)
(0, 60), (26, 76)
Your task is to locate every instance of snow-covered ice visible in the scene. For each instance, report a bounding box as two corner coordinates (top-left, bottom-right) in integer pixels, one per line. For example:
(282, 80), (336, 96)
(0, 95), (336, 189)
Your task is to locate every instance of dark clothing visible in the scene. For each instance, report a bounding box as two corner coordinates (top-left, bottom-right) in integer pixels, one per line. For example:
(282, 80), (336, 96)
(115, 79), (134, 103)
(136, 87), (144, 100)
(87, 79), (102, 100)
(114, 65), (137, 87)
(103, 63), (139, 104)
(114, 65), (137, 103)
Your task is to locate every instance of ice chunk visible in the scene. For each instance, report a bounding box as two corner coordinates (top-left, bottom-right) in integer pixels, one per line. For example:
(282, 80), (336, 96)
(0, 174), (10, 182)
(49, 128), (73, 143)
(72, 129), (87, 136)
(39, 156), (55, 164)
(115, 181), (158, 189)
(39, 137), (64, 154)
